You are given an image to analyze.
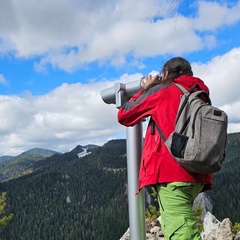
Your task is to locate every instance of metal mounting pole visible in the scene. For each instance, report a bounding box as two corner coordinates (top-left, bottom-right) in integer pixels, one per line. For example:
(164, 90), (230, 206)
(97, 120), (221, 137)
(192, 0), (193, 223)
(126, 122), (146, 240)
(100, 79), (145, 240)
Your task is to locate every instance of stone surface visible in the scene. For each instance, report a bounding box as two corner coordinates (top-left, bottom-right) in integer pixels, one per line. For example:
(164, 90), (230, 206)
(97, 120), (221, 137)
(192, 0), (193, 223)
(201, 212), (233, 240)
(235, 230), (240, 240)
(193, 192), (213, 221)
(120, 212), (239, 240)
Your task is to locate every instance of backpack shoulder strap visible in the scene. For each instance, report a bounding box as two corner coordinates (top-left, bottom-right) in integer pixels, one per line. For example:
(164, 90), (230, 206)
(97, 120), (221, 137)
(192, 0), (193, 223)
(153, 83), (210, 142)
(174, 83), (202, 93)
(154, 83), (192, 142)
(174, 83), (212, 105)
(150, 118), (167, 141)
(173, 83), (189, 94)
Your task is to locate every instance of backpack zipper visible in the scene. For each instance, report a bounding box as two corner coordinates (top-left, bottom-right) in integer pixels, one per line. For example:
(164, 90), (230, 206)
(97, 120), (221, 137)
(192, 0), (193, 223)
(191, 104), (206, 138)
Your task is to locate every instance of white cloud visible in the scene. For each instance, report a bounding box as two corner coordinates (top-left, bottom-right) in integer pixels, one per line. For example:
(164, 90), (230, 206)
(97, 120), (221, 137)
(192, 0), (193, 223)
(0, 0), (240, 156)
(228, 123), (240, 133)
(222, 101), (240, 123)
(1, 0), (239, 72)
(193, 48), (240, 107)
(0, 73), (143, 155)
(34, 16), (202, 72)
(1, 47), (240, 155)
(192, 1), (240, 31)
(192, 47), (240, 134)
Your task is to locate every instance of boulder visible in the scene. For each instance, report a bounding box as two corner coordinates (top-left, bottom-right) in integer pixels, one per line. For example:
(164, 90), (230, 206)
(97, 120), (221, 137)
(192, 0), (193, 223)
(201, 211), (233, 240)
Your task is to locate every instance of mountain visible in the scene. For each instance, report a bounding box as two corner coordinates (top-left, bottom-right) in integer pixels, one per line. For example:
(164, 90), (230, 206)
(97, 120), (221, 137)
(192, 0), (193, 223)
(0, 133), (240, 240)
(207, 132), (240, 223)
(70, 144), (86, 154)
(0, 140), (128, 240)
(0, 155), (13, 163)
(70, 144), (100, 156)
(16, 147), (61, 157)
(0, 148), (61, 182)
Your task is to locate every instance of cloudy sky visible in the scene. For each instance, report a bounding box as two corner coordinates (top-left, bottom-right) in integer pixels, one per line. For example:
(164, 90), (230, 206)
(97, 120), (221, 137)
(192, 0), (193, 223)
(0, 0), (239, 156)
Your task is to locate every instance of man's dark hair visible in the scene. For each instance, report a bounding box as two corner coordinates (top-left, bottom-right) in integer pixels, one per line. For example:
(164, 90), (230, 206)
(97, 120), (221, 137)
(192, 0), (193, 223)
(161, 57), (193, 81)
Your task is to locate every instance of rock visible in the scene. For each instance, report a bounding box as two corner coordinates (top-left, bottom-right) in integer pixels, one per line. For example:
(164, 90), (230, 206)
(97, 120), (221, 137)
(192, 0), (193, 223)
(235, 230), (240, 240)
(120, 212), (238, 240)
(149, 226), (164, 239)
(193, 192), (213, 221)
(201, 211), (233, 240)
(120, 218), (164, 240)
(119, 228), (130, 240)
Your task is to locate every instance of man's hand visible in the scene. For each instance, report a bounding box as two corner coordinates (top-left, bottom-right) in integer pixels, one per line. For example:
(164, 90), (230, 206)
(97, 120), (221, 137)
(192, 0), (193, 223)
(141, 75), (161, 89)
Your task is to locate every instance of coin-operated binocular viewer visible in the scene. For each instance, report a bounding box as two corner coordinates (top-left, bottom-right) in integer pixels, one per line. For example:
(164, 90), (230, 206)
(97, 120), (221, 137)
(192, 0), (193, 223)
(100, 79), (146, 240)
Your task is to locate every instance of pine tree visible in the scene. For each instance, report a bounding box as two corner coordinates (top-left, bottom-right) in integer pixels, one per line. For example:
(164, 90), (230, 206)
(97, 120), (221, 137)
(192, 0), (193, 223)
(0, 192), (13, 227)
(145, 187), (160, 220)
(193, 202), (203, 232)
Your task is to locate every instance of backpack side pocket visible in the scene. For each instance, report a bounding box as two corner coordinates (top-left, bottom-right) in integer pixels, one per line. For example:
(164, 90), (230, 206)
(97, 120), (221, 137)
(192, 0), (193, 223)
(170, 132), (189, 158)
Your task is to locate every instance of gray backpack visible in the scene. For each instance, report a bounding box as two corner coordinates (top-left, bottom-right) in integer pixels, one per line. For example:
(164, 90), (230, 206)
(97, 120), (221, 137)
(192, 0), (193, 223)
(155, 83), (228, 174)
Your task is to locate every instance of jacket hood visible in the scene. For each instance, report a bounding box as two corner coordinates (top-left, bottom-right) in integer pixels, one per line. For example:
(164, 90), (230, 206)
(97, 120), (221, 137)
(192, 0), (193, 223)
(173, 75), (209, 94)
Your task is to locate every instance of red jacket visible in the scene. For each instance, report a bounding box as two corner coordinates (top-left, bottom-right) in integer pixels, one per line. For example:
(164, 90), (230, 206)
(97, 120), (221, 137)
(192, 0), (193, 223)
(118, 75), (212, 193)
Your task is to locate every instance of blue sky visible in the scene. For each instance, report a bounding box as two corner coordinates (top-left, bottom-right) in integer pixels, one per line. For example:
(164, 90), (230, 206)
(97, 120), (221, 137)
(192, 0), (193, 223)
(0, 0), (240, 156)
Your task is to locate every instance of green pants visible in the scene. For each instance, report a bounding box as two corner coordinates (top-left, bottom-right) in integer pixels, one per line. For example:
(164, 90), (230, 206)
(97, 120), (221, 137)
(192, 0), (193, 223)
(156, 182), (203, 240)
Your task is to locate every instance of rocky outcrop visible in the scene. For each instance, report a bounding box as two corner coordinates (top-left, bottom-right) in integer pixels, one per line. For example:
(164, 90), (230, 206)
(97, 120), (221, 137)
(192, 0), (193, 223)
(201, 212), (233, 240)
(193, 192), (213, 221)
(120, 218), (164, 240)
(120, 212), (239, 240)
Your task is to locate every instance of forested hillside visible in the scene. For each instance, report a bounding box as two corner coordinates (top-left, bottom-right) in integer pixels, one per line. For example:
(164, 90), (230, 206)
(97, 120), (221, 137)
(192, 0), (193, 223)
(0, 148), (60, 182)
(207, 132), (240, 223)
(0, 140), (128, 240)
(0, 133), (240, 240)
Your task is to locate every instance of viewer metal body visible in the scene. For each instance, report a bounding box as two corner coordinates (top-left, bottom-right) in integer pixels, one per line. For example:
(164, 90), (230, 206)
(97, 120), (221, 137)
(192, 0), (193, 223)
(100, 79), (146, 240)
